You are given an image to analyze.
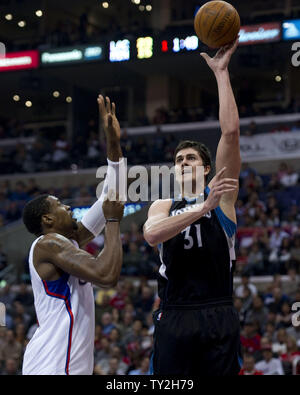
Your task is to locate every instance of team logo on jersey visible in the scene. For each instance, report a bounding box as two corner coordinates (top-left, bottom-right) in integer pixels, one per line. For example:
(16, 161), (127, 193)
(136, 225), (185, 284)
(171, 205), (211, 218)
(157, 312), (163, 321)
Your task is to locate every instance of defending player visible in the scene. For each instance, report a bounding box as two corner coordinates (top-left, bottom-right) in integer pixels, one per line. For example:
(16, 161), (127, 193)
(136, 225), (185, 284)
(22, 95), (126, 375)
(143, 39), (242, 375)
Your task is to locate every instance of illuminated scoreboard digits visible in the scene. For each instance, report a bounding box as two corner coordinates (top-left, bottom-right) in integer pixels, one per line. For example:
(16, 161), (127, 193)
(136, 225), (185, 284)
(172, 35), (199, 52)
(136, 37), (153, 59)
(109, 39), (130, 62)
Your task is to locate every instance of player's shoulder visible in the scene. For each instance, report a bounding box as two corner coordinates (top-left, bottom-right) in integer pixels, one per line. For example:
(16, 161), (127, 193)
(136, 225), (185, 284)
(35, 233), (73, 253)
(148, 199), (173, 215)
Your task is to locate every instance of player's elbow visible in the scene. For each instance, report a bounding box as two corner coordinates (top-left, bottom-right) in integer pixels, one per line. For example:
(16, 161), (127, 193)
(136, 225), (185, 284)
(223, 127), (240, 140)
(143, 229), (158, 247)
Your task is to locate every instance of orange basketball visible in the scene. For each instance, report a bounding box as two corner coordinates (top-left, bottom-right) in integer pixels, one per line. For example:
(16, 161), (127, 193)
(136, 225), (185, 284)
(194, 1), (240, 49)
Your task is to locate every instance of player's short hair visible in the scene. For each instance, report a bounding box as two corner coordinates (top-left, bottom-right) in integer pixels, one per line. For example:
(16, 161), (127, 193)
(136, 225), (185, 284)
(174, 140), (212, 181)
(174, 140), (212, 168)
(22, 194), (51, 236)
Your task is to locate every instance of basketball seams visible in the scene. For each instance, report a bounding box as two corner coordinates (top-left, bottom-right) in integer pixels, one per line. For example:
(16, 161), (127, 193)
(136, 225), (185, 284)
(211, 11), (240, 45)
(206, 3), (227, 43)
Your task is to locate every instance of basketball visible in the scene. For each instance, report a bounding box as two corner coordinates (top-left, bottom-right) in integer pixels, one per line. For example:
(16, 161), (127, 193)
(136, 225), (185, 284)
(194, 1), (240, 49)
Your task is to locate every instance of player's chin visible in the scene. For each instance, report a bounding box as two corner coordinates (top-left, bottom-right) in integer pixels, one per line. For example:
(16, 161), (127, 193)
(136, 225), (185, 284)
(72, 218), (79, 230)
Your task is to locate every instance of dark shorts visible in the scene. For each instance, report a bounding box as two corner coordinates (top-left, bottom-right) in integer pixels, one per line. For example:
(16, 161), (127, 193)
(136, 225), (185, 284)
(151, 298), (242, 375)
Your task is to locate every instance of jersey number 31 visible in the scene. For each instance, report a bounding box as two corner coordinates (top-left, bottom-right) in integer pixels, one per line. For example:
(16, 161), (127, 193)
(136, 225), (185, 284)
(181, 224), (202, 249)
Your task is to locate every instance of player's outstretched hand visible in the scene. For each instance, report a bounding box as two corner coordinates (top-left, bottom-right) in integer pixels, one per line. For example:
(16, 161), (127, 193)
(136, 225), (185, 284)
(98, 94), (121, 142)
(103, 190), (124, 223)
(204, 167), (238, 211)
(200, 37), (239, 73)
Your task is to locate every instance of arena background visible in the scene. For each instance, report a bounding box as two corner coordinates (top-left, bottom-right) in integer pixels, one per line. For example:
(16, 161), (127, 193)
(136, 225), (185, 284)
(0, 0), (300, 375)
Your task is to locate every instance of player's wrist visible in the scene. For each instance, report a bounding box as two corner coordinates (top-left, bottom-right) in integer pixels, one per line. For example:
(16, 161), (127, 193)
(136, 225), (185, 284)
(105, 218), (120, 224)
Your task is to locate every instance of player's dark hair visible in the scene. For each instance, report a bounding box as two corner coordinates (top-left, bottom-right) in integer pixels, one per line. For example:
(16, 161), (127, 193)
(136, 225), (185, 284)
(174, 140), (212, 181)
(22, 194), (51, 236)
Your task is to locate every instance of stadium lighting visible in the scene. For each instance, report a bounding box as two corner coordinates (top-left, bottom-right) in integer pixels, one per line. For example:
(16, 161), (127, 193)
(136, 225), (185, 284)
(53, 91), (60, 98)
(5, 14), (13, 21)
(25, 100), (32, 107)
(18, 20), (26, 28)
(35, 10), (43, 17)
(13, 95), (20, 102)
(66, 96), (72, 103)
(275, 75), (282, 82)
(102, 2), (109, 8)
(139, 5), (145, 11)
(133, 0), (141, 4)
(146, 5), (152, 11)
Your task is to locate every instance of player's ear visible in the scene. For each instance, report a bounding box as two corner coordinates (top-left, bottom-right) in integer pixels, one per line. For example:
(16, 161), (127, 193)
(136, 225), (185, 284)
(204, 165), (211, 176)
(41, 214), (55, 228)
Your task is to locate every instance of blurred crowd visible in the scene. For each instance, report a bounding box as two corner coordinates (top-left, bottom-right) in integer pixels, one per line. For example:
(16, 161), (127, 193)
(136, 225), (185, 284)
(1, 116), (300, 175)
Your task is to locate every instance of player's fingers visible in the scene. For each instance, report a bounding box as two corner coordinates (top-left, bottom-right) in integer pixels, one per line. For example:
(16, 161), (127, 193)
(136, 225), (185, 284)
(106, 96), (112, 113)
(214, 183), (237, 192)
(215, 167), (227, 180)
(112, 102), (116, 116)
(107, 114), (113, 128)
(98, 95), (106, 117)
(200, 52), (210, 62)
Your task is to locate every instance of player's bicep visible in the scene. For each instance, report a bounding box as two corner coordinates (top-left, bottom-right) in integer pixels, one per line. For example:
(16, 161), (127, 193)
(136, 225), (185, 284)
(214, 133), (241, 204)
(144, 200), (171, 231)
(37, 235), (102, 286)
(215, 133), (241, 179)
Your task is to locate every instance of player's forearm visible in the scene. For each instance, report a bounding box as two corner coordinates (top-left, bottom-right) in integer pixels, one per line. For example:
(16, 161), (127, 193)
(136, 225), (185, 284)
(107, 139), (123, 162)
(95, 222), (123, 287)
(215, 69), (240, 136)
(144, 204), (208, 246)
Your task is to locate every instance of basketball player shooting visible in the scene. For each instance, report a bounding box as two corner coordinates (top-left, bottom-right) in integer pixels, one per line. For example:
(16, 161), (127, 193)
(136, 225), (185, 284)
(144, 39), (242, 375)
(21, 95), (126, 375)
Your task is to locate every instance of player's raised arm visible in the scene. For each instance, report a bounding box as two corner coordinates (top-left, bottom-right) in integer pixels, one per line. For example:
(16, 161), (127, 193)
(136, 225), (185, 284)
(201, 39), (241, 210)
(74, 95), (126, 248)
(35, 192), (124, 288)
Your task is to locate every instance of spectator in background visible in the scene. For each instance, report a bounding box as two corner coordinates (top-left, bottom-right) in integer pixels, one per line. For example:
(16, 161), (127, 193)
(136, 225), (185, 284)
(1, 358), (21, 375)
(240, 321), (261, 355)
(128, 356), (150, 375)
(276, 302), (293, 329)
(272, 328), (288, 355)
(280, 166), (299, 188)
(134, 285), (154, 320)
(0, 330), (22, 367)
(255, 344), (285, 375)
(246, 243), (264, 276)
(235, 274), (258, 298)
(101, 312), (116, 337)
(239, 354), (263, 375)
(247, 295), (268, 332)
(280, 336), (300, 375)
(290, 238), (300, 272)
(269, 226), (289, 251)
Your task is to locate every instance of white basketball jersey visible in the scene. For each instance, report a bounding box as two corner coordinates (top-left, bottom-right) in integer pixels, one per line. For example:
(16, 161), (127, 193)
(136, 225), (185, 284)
(22, 236), (95, 375)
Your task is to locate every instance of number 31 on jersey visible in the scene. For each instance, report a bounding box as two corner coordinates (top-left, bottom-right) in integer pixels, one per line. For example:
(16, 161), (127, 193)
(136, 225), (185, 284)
(181, 224), (202, 249)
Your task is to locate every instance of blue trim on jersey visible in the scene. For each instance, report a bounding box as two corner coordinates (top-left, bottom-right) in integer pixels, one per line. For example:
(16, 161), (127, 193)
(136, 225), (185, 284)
(149, 352), (154, 375)
(205, 186), (237, 238)
(42, 273), (73, 375)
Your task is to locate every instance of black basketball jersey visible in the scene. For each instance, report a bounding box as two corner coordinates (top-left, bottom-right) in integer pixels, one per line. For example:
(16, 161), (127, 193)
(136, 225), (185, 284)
(157, 187), (237, 306)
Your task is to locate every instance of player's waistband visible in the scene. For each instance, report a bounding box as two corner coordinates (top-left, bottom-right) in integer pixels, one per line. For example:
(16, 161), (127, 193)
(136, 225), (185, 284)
(161, 296), (233, 310)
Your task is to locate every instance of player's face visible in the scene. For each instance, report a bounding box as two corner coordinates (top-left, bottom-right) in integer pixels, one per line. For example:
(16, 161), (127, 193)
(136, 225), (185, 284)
(175, 148), (206, 193)
(47, 196), (78, 233)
